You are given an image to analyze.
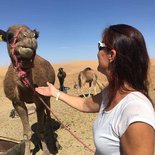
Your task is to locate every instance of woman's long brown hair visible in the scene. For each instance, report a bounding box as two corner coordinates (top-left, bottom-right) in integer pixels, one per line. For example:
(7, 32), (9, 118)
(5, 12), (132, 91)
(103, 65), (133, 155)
(102, 24), (152, 104)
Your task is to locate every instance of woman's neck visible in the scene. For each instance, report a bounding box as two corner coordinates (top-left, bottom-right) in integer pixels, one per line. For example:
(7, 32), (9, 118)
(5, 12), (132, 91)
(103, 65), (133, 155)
(105, 84), (135, 111)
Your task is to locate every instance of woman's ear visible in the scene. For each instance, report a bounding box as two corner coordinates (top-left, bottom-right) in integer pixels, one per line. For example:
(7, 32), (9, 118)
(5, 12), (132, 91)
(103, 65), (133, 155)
(108, 49), (116, 62)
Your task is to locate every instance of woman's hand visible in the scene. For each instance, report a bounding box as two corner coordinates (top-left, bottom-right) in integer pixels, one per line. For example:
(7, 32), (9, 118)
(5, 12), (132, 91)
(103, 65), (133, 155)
(35, 82), (58, 97)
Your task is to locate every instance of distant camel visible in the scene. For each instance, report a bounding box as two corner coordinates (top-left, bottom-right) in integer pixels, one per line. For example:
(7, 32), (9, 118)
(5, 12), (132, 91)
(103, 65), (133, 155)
(57, 67), (66, 92)
(76, 67), (104, 97)
(0, 25), (60, 155)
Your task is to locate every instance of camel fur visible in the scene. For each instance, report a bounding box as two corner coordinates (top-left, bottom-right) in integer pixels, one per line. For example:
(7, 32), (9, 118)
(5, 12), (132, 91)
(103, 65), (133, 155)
(0, 25), (59, 155)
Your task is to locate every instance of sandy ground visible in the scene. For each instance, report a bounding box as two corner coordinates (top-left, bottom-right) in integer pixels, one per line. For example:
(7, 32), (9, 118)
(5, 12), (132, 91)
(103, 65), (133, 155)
(0, 60), (155, 155)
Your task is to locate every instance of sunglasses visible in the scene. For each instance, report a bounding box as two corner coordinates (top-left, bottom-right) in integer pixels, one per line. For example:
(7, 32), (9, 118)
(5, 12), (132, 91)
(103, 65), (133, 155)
(98, 41), (111, 52)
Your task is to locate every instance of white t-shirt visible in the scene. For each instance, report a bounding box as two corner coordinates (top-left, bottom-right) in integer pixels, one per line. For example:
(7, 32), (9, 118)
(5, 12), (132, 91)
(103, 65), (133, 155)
(93, 91), (155, 155)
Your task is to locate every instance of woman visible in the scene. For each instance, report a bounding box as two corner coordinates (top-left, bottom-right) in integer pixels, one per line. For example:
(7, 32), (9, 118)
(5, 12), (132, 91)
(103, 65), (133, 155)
(35, 24), (155, 155)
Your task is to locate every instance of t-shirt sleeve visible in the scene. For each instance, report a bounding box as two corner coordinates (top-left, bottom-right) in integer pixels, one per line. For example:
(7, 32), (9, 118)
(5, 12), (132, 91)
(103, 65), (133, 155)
(118, 100), (155, 137)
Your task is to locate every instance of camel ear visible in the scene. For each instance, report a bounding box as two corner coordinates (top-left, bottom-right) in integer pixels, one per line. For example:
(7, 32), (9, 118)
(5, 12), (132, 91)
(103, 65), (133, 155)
(0, 29), (7, 42)
(7, 32), (14, 43)
(33, 29), (39, 39)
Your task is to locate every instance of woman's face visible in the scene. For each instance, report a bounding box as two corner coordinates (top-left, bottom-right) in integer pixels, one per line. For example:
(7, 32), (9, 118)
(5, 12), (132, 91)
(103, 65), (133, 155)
(97, 49), (110, 77)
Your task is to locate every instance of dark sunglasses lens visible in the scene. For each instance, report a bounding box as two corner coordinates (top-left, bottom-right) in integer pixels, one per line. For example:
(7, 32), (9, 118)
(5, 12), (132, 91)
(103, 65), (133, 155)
(98, 42), (102, 50)
(99, 47), (103, 51)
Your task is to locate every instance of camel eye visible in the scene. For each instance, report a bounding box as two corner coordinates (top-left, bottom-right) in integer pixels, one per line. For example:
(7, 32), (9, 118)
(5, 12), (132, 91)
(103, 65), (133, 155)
(23, 33), (27, 37)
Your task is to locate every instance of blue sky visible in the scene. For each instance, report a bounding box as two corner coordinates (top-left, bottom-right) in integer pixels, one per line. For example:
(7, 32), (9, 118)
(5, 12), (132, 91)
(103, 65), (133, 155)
(0, 0), (155, 66)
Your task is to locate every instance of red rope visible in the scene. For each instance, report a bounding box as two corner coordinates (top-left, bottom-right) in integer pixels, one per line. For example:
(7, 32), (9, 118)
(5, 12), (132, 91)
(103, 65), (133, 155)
(10, 27), (31, 87)
(11, 27), (24, 68)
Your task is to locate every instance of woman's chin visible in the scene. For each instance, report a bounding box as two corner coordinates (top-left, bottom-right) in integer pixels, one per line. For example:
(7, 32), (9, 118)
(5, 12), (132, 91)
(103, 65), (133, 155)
(97, 66), (108, 77)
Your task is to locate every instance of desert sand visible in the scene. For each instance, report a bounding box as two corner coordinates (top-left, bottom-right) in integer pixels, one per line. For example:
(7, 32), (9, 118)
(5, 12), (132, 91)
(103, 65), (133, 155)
(0, 60), (155, 155)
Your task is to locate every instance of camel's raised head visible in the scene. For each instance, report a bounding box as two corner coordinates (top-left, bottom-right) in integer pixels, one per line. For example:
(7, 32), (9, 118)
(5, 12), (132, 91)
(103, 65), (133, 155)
(0, 25), (39, 69)
(58, 67), (64, 72)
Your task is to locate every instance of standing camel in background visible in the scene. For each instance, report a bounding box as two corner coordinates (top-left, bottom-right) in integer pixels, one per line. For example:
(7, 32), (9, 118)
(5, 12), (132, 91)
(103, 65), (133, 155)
(57, 67), (66, 92)
(0, 25), (59, 155)
(76, 67), (104, 97)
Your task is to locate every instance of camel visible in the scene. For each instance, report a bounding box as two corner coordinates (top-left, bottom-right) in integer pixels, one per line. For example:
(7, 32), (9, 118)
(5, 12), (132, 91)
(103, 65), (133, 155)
(76, 67), (104, 97)
(0, 25), (59, 155)
(57, 67), (66, 92)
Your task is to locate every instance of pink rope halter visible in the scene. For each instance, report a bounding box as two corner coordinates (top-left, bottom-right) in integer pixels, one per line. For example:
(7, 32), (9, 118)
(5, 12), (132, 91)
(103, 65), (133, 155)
(10, 27), (32, 87)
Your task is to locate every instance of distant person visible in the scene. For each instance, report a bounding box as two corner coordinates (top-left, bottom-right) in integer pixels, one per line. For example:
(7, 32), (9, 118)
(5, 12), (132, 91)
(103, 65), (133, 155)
(35, 24), (155, 155)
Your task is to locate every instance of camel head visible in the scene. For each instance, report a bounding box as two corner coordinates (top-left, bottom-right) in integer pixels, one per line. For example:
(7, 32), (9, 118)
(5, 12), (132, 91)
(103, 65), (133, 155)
(0, 25), (39, 70)
(58, 67), (64, 72)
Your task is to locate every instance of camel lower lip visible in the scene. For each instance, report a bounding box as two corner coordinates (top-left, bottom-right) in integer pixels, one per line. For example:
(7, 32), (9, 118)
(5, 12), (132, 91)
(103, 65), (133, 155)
(18, 47), (34, 58)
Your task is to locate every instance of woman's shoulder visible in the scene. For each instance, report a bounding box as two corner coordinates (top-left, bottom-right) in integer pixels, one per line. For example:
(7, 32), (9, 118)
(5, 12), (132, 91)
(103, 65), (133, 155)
(120, 91), (155, 125)
(116, 91), (155, 137)
(119, 91), (154, 114)
(124, 91), (153, 108)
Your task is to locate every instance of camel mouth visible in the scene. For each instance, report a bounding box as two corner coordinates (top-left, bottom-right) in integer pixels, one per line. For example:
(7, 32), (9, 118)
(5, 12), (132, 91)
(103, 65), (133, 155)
(18, 47), (35, 58)
(19, 59), (34, 70)
(14, 46), (35, 70)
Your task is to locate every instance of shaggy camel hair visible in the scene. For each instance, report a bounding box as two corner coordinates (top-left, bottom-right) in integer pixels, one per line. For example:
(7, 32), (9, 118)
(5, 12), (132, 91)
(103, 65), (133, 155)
(57, 67), (66, 92)
(76, 67), (104, 97)
(0, 25), (60, 155)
